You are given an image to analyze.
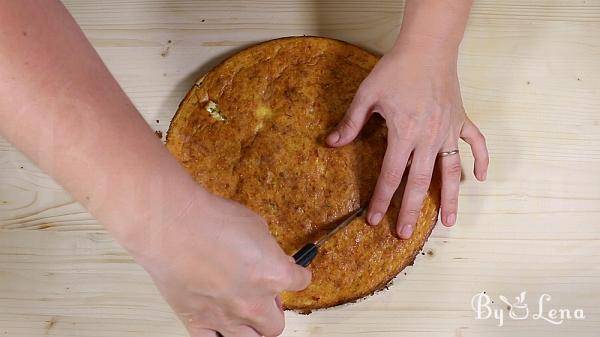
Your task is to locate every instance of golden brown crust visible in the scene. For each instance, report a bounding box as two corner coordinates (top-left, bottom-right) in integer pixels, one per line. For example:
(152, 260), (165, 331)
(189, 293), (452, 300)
(166, 36), (441, 311)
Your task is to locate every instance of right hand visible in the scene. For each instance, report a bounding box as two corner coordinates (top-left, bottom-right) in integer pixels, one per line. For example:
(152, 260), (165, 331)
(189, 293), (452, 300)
(133, 190), (311, 337)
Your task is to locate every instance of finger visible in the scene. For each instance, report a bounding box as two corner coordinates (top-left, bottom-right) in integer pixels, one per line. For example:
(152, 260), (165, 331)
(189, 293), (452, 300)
(439, 141), (461, 227)
(281, 261), (312, 292)
(396, 149), (436, 239)
(188, 327), (219, 337)
(367, 135), (412, 226)
(224, 325), (261, 337)
(246, 297), (286, 337)
(460, 117), (489, 181)
(326, 92), (371, 147)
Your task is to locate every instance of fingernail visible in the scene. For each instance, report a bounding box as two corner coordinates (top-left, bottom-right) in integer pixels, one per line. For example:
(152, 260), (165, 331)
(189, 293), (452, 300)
(476, 170), (487, 181)
(447, 213), (456, 226)
(327, 131), (340, 145)
(369, 212), (383, 225)
(400, 224), (414, 239)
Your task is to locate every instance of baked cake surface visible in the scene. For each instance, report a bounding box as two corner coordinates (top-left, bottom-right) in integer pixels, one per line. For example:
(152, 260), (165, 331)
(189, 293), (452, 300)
(166, 36), (440, 311)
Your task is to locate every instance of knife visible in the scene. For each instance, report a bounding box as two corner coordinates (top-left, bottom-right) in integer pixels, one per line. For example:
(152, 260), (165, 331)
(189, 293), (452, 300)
(293, 206), (366, 267)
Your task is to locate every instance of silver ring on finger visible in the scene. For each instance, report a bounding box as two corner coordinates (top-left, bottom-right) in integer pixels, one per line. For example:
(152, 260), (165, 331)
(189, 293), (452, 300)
(438, 149), (460, 157)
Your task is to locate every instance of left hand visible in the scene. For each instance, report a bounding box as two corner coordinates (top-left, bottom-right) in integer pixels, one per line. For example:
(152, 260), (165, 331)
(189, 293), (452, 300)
(326, 38), (489, 238)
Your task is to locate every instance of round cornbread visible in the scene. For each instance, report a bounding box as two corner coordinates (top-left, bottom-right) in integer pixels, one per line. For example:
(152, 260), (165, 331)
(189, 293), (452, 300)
(166, 36), (441, 312)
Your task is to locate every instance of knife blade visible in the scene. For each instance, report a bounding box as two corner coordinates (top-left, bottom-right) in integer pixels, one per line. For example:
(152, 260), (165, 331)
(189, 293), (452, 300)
(293, 206), (365, 267)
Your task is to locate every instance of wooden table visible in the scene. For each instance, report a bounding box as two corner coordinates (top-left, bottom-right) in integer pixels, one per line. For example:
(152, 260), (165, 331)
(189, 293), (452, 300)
(1, 1), (599, 336)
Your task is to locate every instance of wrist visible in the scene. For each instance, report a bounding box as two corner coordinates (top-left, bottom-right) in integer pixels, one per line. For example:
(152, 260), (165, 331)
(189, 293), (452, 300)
(105, 175), (214, 265)
(392, 33), (460, 63)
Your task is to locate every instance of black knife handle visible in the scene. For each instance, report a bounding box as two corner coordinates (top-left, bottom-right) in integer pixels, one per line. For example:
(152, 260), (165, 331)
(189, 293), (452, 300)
(293, 243), (318, 267)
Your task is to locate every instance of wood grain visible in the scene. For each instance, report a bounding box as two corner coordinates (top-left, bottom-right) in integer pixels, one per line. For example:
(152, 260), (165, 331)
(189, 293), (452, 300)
(1, 0), (600, 336)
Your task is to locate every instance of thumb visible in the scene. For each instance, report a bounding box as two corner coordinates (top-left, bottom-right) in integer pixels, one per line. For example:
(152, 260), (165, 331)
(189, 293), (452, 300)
(326, 94), (371, 147)
(283, 262), (312, 292)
